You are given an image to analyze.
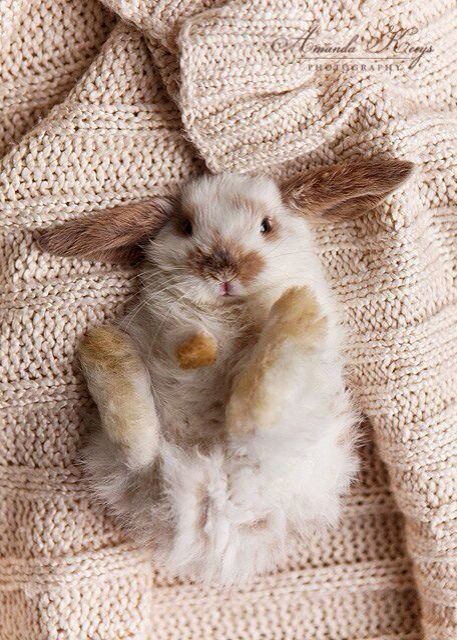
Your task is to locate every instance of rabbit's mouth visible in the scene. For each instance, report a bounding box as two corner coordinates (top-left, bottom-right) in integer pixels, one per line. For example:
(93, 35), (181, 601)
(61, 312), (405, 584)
(216, 278), (246, 299)
(219, 281), (231, 296)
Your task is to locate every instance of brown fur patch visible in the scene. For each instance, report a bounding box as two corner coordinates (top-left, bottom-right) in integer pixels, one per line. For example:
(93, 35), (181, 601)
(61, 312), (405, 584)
(226, 348), (278, 436)
(176, 332), (218, 369)
(237, 249), (265, 284)
(188, 239), (265, 285)
(79, 326), (141, 374)
(268, 286), (328, 342)
(280, 158), (414, 221)
(172, 199), (197, 237)
(78, 325), (158, 453)
(188, 246), (237, 280)
(38, 196), (177, 264)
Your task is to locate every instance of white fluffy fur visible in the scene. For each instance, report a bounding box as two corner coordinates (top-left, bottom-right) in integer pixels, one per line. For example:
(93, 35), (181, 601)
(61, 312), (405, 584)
(83, 174), (359, 584)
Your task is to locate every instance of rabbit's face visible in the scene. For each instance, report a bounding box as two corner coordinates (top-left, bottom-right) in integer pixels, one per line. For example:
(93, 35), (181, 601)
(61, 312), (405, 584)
(146, 174), (313, 305)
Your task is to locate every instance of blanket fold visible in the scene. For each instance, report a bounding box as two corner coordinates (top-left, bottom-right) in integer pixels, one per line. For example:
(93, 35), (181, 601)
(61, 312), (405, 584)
(1, 0), (456, 638)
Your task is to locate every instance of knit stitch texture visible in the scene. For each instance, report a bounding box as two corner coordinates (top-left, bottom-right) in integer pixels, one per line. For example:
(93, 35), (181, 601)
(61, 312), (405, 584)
(1, 1), (456, 639)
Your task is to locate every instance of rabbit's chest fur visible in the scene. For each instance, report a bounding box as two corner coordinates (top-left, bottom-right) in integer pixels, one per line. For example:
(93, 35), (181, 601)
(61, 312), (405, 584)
(126, 294), (262, 447)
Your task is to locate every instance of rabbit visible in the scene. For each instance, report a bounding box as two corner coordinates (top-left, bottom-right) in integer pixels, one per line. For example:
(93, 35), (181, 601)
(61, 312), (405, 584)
(39, 157), (413, 583)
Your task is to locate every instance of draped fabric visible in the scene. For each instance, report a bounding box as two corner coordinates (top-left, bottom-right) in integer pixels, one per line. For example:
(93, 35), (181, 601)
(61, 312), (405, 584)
(1, 1), (455, 638)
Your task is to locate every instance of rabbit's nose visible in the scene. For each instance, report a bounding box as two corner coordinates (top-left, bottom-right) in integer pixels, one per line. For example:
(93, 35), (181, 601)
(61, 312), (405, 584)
(219, 281), (231, 296)
(188, 245), (239, 280)
(211, 248), (236, 271)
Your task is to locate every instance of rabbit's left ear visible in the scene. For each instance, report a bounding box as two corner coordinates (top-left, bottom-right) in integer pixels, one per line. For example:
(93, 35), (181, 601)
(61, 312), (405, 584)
(280, 158), (414, 221)
(37, 196), (177, 264)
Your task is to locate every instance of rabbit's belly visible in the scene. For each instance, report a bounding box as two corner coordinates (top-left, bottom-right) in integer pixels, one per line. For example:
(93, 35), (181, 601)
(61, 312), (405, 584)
(146, 314), (260, 446)
(154, 368), (230, 446)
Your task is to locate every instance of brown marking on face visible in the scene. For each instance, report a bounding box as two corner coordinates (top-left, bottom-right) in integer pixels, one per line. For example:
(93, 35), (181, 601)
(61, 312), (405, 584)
(188, 242), (238, 280)
(171, 198), (196, 237)
(237, 249), (265, 284)
(187, 236), (265, 286)
(176, 332), (218, 369)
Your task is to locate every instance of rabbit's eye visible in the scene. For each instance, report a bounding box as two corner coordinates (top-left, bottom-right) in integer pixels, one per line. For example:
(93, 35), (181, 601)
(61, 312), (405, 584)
(260, 217), (273, 234)
(180, 218), (193, 236)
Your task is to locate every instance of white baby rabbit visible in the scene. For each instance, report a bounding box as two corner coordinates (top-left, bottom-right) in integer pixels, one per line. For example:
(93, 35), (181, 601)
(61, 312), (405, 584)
(39, 157), (413, 583)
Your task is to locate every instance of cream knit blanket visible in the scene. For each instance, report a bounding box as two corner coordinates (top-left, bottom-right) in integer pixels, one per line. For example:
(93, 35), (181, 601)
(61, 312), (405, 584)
(1, 1), (456, 639)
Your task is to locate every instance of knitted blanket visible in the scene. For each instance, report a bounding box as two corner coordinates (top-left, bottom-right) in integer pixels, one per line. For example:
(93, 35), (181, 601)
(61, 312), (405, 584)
(1, 1), (456, 639)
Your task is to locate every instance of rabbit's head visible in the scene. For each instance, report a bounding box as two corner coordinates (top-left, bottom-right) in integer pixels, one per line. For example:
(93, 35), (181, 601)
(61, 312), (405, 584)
(145, 173), (315, 303)
(38, 158), (413, 304)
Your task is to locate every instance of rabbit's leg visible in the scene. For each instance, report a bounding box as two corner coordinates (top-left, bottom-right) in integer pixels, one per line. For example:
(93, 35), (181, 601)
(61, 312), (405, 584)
(79, 325), (160, 469)
(226, 286), (328, 436)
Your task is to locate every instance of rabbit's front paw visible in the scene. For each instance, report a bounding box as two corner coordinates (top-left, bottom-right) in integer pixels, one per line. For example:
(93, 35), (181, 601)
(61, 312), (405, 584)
(226, 287), (330, 437)
(267, 286), (328, 347)
(176, 332), (218, 369)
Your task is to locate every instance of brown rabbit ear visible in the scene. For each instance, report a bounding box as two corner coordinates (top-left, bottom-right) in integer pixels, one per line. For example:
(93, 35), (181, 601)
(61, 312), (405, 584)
(280, 158), (414, 221)
(37, 196), (177, 264)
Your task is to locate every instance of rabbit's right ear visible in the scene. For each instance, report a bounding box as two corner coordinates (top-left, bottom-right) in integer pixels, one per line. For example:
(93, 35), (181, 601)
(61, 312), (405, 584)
(37, 196), (177, 264)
